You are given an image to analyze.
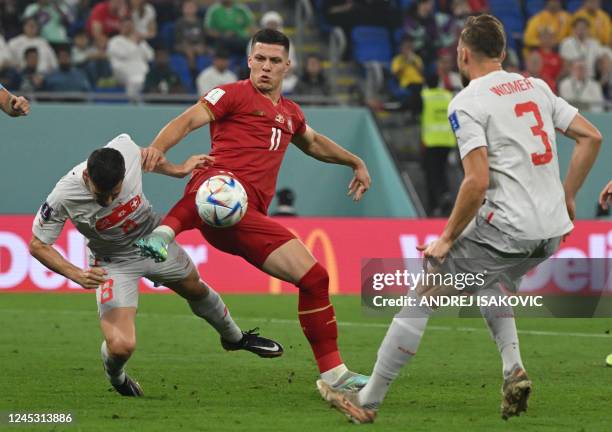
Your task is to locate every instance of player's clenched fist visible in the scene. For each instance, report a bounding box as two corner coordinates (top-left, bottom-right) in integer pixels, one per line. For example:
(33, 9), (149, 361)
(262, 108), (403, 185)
(599, 180), (612, 210)
(141, 146), (164, 172)
(73, 267), (107, 289)
(10, 95), (29, 116)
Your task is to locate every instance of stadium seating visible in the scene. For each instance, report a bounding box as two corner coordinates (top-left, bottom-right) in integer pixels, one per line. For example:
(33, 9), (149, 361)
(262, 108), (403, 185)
(351, 26), (393, 65)
(159, 22), (176, 51)
(169, 54), (195, 93)
(488, 0), (525, 49)
(525, 0), (547, 17)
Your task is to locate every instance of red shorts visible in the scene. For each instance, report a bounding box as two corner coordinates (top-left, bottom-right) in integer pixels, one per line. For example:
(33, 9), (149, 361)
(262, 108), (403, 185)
(185, 168), (295, 268)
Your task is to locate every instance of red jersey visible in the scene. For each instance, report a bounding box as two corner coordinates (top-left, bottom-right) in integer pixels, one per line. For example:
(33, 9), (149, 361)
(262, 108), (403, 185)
(198, 80), (307, 213)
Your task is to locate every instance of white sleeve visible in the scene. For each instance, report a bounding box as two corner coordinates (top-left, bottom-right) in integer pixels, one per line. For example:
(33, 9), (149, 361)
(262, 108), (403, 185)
(105, 134), (141, 167)
(32, 186), (68, 245)
(448, 96), (487, 159)
(535, 78), (578, 132)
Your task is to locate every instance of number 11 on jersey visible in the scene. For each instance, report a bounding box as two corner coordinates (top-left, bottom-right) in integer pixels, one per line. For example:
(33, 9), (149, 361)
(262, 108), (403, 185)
(270, 127), (281, 151)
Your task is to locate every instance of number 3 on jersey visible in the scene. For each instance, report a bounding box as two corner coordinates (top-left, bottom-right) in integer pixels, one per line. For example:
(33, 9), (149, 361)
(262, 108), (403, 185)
(514, 101), (553, 166)
(270, 127), (281, 151)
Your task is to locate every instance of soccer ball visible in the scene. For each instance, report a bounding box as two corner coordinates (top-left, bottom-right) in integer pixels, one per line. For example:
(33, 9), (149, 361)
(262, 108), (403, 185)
(195, 175), (248, 227)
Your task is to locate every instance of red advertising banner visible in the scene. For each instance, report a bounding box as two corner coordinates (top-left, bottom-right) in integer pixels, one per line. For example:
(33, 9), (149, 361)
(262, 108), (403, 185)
(1, 216), (610, 294)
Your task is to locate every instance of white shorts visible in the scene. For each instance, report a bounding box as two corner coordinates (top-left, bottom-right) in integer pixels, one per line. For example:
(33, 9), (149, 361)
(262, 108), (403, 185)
(442, 214), (561, 293)
(94, 241), (195, 317)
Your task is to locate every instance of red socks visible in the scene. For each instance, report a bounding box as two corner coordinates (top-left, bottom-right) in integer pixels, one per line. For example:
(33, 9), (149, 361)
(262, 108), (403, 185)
(162, 191), (200, 235)
(297, 263), (343, 373)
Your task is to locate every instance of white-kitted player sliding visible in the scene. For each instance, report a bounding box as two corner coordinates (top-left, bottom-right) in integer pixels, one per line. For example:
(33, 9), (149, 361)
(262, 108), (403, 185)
(29, 134), (283, 397)
(317, 14), (603, 423)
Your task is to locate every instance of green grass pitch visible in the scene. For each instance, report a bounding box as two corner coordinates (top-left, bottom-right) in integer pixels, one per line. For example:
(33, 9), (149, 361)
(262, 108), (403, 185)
(1, 293), (611, 431)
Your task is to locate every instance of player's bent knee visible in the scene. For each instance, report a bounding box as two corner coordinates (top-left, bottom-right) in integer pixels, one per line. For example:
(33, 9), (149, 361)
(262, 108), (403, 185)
(297, 262), (330, 299)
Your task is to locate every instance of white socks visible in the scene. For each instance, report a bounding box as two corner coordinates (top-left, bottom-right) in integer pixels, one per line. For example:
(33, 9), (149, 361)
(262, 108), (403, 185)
(320, 363), (349, 385)
(479, 286), (524, 378)
(358, 297), (432, 409)
(188, 284), (243, 343)
(152, 225), (176, 244)
(101, 341), (127, 386)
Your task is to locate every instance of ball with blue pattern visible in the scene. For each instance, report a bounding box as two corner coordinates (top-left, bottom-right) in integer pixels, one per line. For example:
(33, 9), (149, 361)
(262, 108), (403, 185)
(195, 175), (248, 227)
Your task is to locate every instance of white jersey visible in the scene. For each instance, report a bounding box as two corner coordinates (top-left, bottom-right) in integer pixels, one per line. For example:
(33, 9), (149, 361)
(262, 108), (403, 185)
(32, 134), (160, 262)
(448, 70), (577, 240)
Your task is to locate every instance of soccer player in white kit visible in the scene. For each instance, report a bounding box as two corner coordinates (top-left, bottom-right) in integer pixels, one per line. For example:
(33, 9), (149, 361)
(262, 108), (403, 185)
(29, 134), (283, 397)
(317, 15), (603, 423)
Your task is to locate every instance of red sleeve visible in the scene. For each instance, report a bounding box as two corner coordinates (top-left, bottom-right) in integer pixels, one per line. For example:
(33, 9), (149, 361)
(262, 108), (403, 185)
(87, 4), (104, 34)
(293, 102), (307, 136)
(198, 83), (240, 122)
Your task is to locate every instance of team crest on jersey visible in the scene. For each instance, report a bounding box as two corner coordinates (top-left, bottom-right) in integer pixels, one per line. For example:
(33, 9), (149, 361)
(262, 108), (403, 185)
(204, 88), (225, 105)
(275, 114), (285, 124)
(449, 111), (460, 133)
(40, 202), (52, 222)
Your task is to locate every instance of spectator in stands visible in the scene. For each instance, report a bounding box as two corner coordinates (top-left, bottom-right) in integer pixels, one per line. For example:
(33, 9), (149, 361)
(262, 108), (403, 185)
(402, 0), (439, 67)
(196, 48), (236, 95)
(436, 48), (462, 92)
(391, 37), (424, 89)
(523, 0), (571, 50)
(107, 17), (153, 98)
(294, 54), (331, 99)
(559, 59), (604, 112)
(573, 0), (610, 46)
(436, 0), (470, 52)
(248, 11), (298, 94)
(1, 1), (22, 40)
(420, 73), (455, 216)
(595, 52), (611, 100)
(83, 34), (116, 88)
(87, 0), (128, 45)
(144, 48), (185, 94)
(0, 34), (12, 71)
(175, 0), (207, 72)
(9, 18), (58, 74)
(0, 34), (18, 90)
(71, 30), (94, 67)
(130, 0), (157, 41)
(522, 50), (543, 80)
(536, 28), (564, 93)
(391, 37), (425, 113)
(204, 0), (255, 55)
(44, 45), (91, 92)
(23, 0), (71, 45)
(560, 17), (603, 78)
(19, 47), (45, 92)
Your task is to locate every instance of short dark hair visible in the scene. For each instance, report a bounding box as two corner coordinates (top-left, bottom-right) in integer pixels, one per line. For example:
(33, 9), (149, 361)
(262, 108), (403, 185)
(87, 148), (125, 191)
(251, 28), (290, 54)
(24, 47), (38, 58)
(572, 17), (590, 28)
(460, 14), (506, 59)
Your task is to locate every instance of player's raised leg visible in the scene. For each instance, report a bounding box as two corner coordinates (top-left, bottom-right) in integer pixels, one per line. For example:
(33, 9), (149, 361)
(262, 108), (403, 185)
(99, 307), (143, 396)
(262, 239), (368, 389)
(162, 266), (283, 358)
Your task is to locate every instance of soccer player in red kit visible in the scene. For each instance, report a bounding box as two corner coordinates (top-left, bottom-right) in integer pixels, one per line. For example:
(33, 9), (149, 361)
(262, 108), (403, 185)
(137, 28), (372, 389)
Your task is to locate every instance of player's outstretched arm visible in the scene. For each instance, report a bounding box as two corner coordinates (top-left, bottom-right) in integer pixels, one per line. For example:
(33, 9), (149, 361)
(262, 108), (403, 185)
(599, 180), (612, 210)
(292, 125), (371, 201)
(142, 103), (213, 172)
(418, 147), (489, 262)
(149, 151), (215, 178)
(0, 88), (29, 117)
(29, 235), (107, 289)
(562, 113), (603, 220)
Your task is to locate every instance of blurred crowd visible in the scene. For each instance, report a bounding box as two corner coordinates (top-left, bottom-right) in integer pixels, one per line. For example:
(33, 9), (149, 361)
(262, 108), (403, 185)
(0, 0), (332, 100)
